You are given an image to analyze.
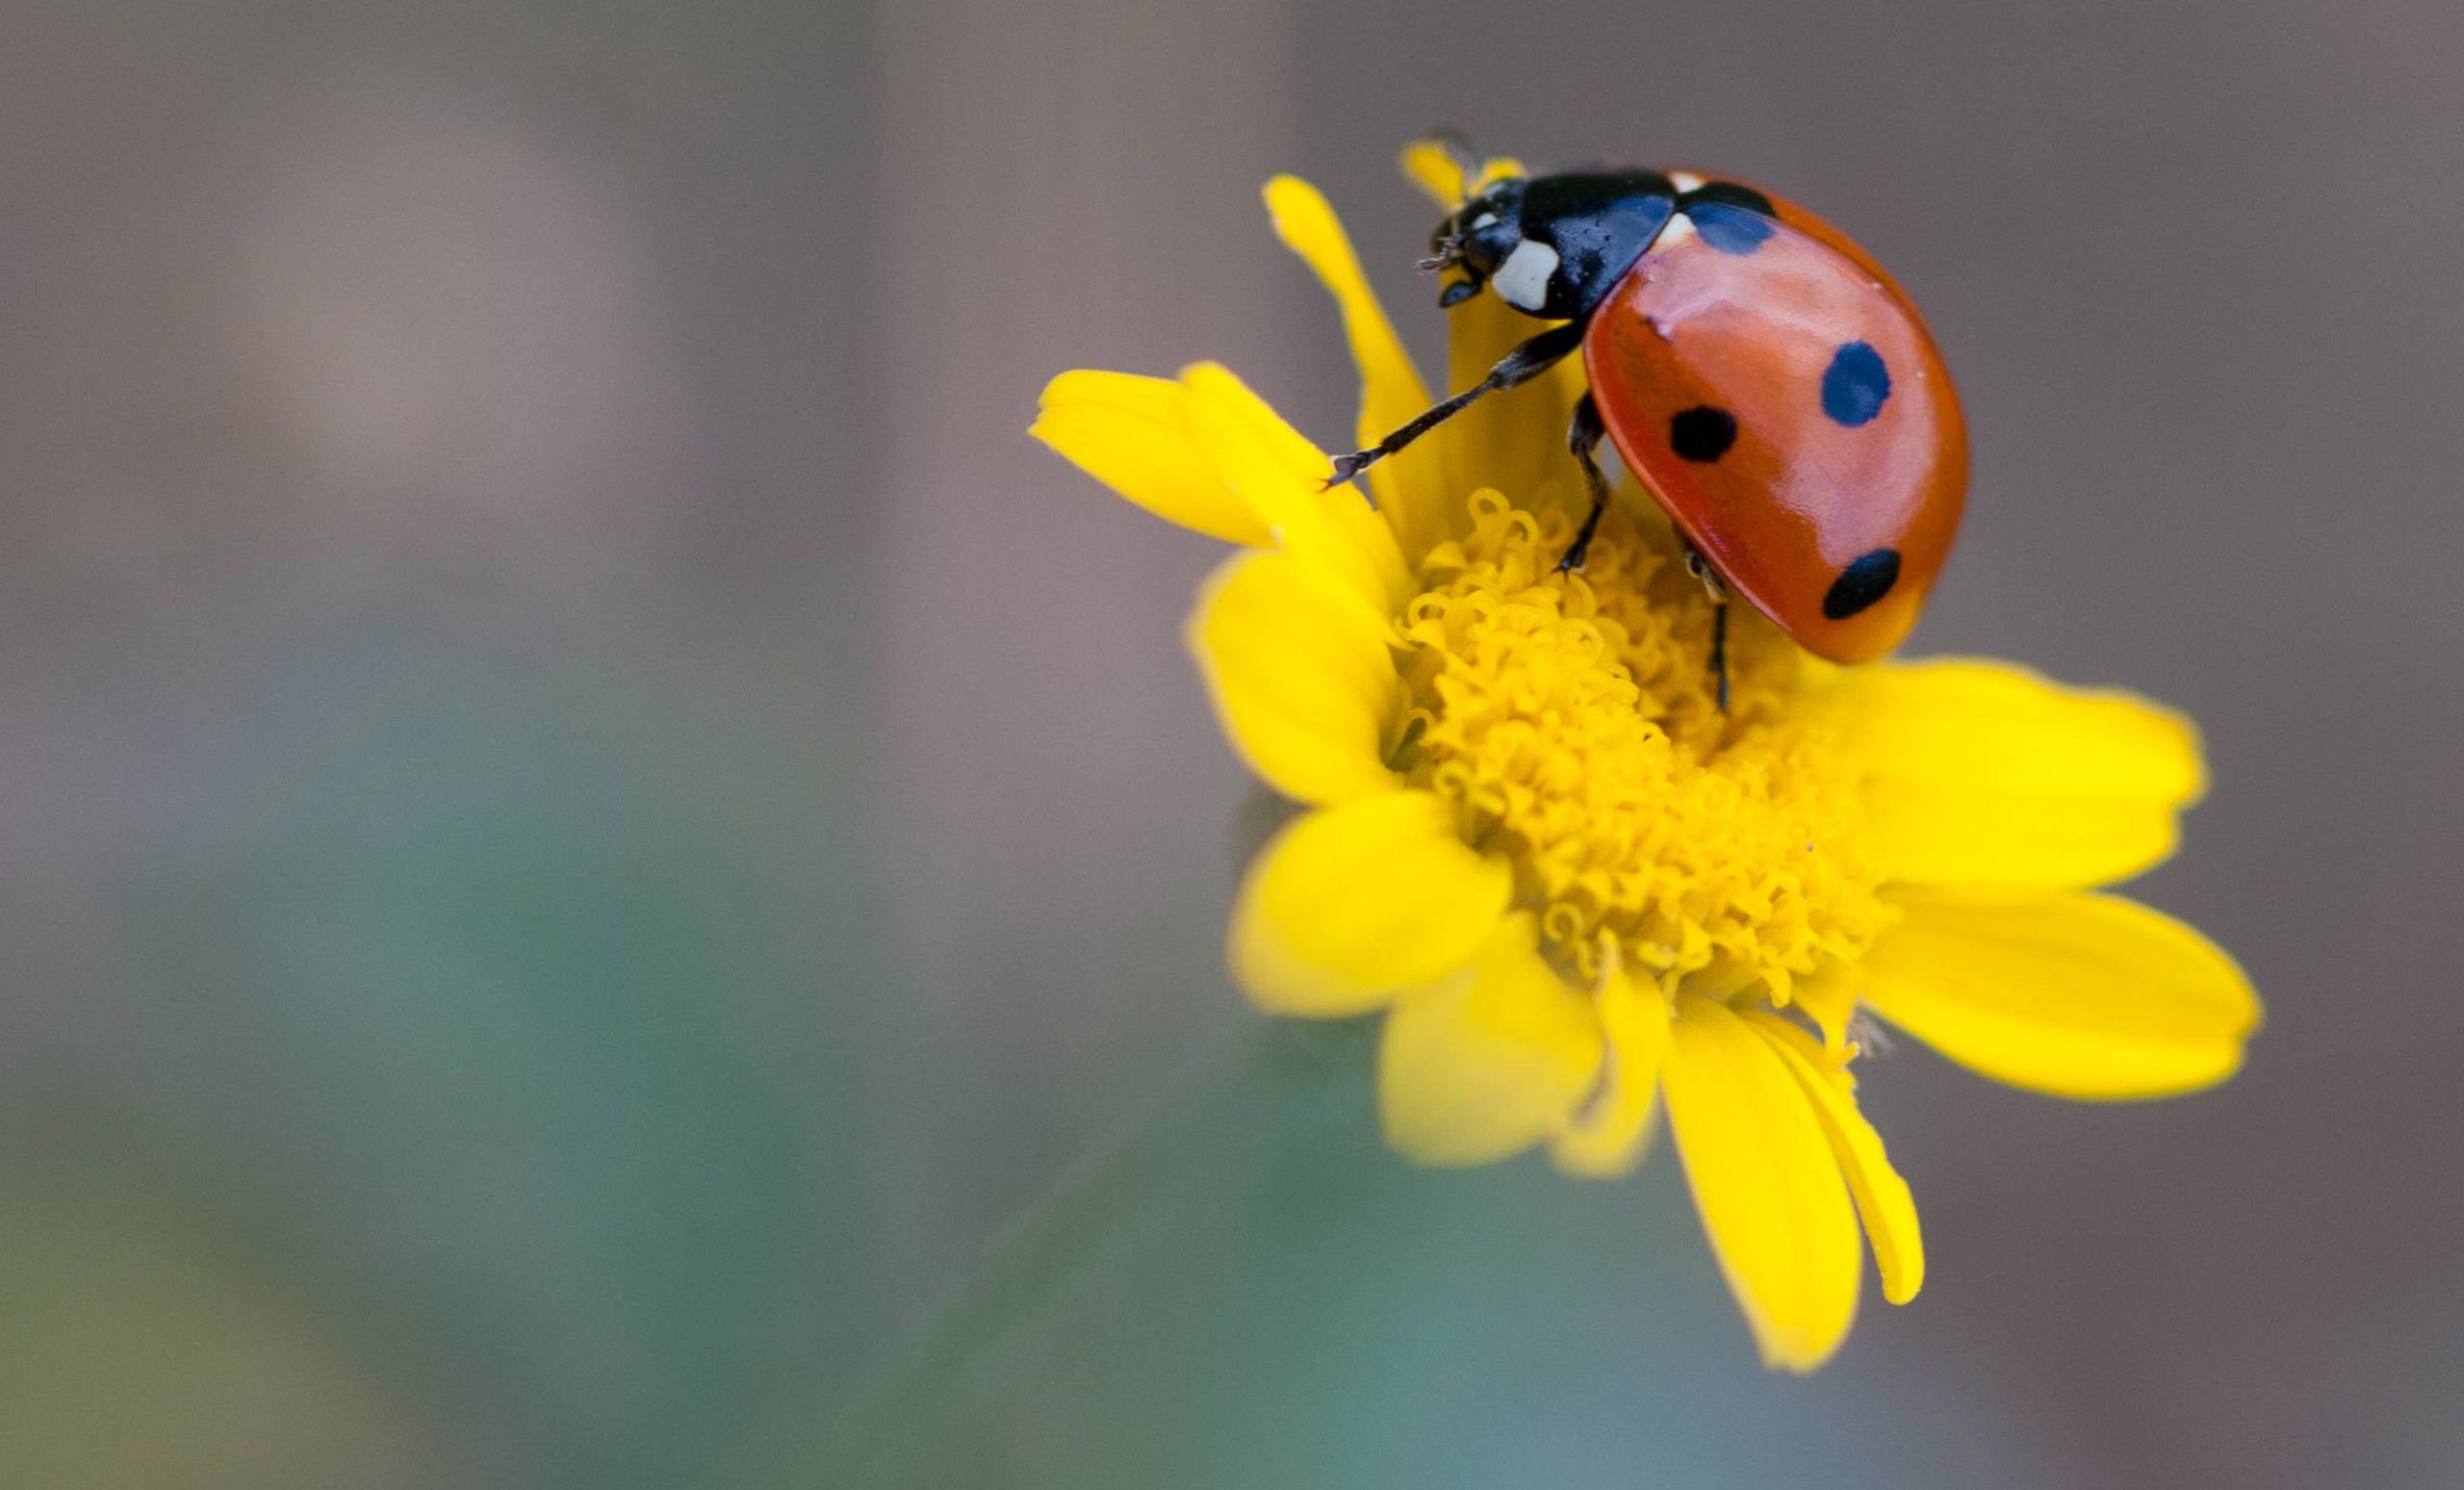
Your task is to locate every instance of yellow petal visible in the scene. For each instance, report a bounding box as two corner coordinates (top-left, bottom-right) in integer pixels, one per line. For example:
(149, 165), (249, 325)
(1188, 550), (1403, 806)
(1835, 658), (2207, 888)
(1230, 792), (1512, 1017)
(1745, 1014), (1924, 1305)
(1176, 363), (1413, 613)
(1263, 176), (1453, 561)
(1399, 139), (1471, 207)
(1790, 960), (1861, 1053)
(1380, 913), (1604, 1166)
(1862, 886), (2262, 1099)
(1662, 995), (1861, 1373)
(1263, 177), (1428, 428)
(1031, 371), (1271, 546)
(1467, 155), (1527, 195)
(1549, 962), (1670, 1177)
(1397, 140), (1532, 205)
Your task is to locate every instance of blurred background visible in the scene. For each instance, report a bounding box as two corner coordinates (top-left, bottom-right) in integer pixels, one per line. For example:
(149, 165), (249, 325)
(2, 1), (2459, 1485)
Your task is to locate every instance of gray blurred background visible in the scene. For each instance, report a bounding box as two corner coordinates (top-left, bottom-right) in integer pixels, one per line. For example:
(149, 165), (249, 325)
(1, 1), (2457, 1486)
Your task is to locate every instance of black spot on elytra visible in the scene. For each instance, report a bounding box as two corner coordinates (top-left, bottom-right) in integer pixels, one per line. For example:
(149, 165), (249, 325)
(1684, 202), (1773, 255)
(1823, 548), (1901, 620)
(1677, 182), (1778, 256)
(1669, 406), (1737, 462)
(1821, 341), (1891, 426)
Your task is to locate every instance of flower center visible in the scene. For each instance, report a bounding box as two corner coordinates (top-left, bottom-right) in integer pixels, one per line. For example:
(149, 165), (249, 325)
(1397, 491), (1885, 1002)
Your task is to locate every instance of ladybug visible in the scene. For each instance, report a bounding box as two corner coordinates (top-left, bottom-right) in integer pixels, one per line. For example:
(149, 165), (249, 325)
(1331, 160), (1966, 695)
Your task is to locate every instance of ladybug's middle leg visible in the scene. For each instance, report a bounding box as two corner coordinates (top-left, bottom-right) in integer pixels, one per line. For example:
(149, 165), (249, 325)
(1558, 392), (1614, 574)
(1325, 319), (1584, 489)
(1684, 547), (1732, 711)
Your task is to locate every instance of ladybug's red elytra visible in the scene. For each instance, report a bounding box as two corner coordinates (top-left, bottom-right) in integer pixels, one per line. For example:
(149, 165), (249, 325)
(1331, 157), (1967, 698)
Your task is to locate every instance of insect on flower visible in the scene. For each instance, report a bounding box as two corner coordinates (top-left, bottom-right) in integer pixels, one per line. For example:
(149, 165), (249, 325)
(1334, 139), (1965, 703)
(1031, 141), (2259, 1373)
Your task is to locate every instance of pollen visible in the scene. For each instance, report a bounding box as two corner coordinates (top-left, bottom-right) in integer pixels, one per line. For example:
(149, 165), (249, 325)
(1397, 490), (1886, 1002)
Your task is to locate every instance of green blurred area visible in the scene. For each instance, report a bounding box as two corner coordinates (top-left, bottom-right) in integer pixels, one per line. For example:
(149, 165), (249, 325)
(4, 604), (872, 1486)
(2, 1185), (419, 1488)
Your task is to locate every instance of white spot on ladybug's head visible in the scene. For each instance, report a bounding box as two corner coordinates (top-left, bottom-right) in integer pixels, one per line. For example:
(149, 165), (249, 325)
(1657, 212), (1698, 247)
(1469, 211), (1500, 230)
(1491, 237), (1559, 312)
(1669, 170), (1707, 193)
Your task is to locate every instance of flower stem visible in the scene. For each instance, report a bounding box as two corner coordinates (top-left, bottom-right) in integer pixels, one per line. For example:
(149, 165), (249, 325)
(790, 1016), (1365, 1489)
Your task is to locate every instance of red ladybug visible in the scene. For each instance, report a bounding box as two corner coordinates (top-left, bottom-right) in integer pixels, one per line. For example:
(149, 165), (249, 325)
(1331, 163), (1966, 691)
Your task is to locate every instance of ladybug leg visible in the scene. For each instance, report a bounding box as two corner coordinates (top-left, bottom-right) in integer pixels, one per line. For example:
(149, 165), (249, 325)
(1709, 600), (1730, 711)
(1325, 320), (1585, 489)
(1684, 548), (1732, 710)
(1556, 392), (1613, 573)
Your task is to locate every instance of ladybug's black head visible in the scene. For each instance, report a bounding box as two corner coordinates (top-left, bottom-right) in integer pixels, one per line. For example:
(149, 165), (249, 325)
(1423, 177), (1528, 310)
(1424, 169), (1680, 322)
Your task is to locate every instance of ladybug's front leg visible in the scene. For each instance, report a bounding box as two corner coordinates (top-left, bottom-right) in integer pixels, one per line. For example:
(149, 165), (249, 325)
(1325, 320), (1584, 490)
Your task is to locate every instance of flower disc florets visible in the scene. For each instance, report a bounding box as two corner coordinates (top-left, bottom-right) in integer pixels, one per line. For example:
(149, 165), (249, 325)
(1399, 491), (1883, 1002)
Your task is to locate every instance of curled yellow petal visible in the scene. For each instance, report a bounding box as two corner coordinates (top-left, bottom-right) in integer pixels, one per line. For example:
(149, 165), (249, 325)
(1662, 995), (1861, 1373)
(1745, 1013), (1924, 1306)
(1379, 914), (1604, 1167)
(1863, 886), (2262, 1099)
(1188, 550), (1402, 806)
(1230, 792), (1511, 1017)
(1836, 658), (2207, 888)
(1549, 962), (1670, 1177)
(1031, 371), (1271, 546)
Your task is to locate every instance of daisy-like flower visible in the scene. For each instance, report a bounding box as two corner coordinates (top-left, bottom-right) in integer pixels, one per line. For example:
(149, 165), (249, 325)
(1030, 144), (2260, 1372)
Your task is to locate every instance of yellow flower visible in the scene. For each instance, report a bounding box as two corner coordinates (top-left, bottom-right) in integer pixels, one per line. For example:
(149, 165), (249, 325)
(1030, 143), (2260, 1373)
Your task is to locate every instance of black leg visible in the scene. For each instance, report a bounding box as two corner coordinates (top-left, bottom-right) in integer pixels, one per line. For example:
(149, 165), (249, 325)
(1709, 597), (1731, 711)
(1685, 547), (1732, 710)
(1557, 392), (1613, 573)
(1326, 320), (1586, 488)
